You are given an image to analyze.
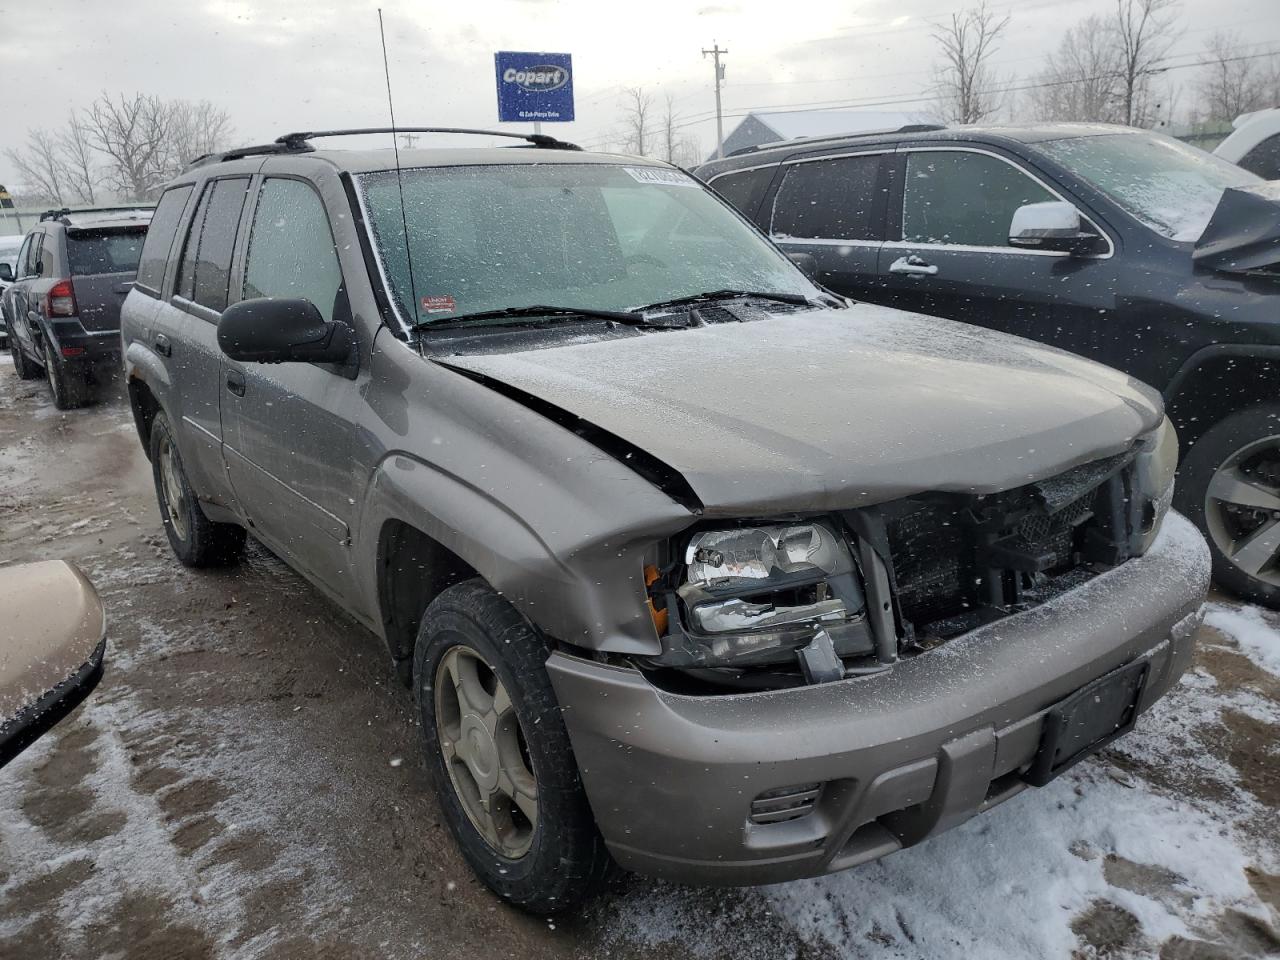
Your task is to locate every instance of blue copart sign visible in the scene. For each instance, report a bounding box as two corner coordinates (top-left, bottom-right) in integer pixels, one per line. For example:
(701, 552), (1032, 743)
(495, 51), (574, 123)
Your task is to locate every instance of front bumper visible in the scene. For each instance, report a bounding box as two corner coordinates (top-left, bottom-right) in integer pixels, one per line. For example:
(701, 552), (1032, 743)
(547, 511), (1210, 886)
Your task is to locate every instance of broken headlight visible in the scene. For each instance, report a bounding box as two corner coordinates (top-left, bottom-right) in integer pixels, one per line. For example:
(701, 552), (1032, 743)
(660, 522), (873, 668)
(1134, 416), (1178, 554)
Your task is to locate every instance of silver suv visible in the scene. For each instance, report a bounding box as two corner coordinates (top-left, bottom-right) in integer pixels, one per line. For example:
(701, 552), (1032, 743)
(120, 127), (1209, 914)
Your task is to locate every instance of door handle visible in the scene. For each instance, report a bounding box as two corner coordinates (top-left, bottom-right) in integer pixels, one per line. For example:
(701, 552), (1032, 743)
(888, 255), (939, 277)
(154, 333), (171, 356)
(226, 370), (246, 397)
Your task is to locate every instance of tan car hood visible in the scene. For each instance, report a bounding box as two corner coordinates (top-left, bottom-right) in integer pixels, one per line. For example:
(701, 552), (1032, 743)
(439, 306), (1163, 516)
(0, 560), (106, 722)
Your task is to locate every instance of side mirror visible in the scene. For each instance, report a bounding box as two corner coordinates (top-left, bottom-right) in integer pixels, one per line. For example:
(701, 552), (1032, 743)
(217, 298), (355, 365)
(1009, 201), (1102, 255)
(0, 263), (12, 282)
(787, 251), (819, 279)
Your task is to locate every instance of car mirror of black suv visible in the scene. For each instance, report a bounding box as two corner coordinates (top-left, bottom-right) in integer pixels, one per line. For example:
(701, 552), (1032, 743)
(217, 297), (356, 366)
(0, 263), (11, 283)
(1008, 200), (1103, 256)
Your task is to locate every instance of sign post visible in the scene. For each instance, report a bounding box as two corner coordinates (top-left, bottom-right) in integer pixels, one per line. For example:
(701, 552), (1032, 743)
(495, 52), (574, 128)
(0, 185), (21, 233)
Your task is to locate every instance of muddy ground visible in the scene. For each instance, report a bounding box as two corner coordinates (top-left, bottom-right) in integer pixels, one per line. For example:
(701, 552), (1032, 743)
(0, 359), (1277, 960)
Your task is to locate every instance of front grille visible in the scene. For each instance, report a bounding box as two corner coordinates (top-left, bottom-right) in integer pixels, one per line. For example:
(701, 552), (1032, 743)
(882, 455), (1130, 639)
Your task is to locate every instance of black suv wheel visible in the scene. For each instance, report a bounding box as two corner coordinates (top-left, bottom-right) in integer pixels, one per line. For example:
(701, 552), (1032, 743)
(43, 338), (89, 410)
(1176, 404), (1280, 607)
(413, 579), (612, 914)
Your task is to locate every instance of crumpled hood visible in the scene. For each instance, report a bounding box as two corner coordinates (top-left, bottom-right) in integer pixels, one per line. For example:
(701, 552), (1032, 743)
(438, 306), (1163, 516)
(1193, 181), (1280, 275)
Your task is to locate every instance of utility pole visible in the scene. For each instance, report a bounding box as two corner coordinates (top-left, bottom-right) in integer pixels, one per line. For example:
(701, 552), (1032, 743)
(399, 132), (420, 149)
(702, 43), (728, 160)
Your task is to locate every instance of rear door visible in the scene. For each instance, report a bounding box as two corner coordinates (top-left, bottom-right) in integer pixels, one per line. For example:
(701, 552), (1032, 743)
(65, 227), (146, 333)
(221, 174), (359, 599)
(765, 151), (892, 299)
(876, 146), (1120, 343)
(151, 179), (249, 513)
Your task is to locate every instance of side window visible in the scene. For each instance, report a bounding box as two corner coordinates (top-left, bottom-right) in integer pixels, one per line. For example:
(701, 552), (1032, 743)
(1239, 134), (1280, 181)
(175, 184), (212, 301)
(243, 178), (343, 321)
(771, 155), (883, 241)
(33, 235), (50, 277)
(191, 178), (250, 311)
(902, 151), (1057, 248)
(136, 185), (194, 295)
(15, 236), (33, 277)
(710, 166), (777, 224)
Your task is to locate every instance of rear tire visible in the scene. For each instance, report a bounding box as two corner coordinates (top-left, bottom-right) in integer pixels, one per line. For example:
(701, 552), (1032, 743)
(149, 411), (246, 567)
(413, 579), (613, 915)
(43, 338), (89, 410)
(1176, 404), (1280, 608)
(11, 339), (39, 380)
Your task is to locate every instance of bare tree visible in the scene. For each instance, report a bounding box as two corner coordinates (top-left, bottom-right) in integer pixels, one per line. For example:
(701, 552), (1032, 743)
(4, 129), (67, 204)
(162, 99), (234, 173)
(57, 115), (98, 205)
(1113, 0), (1180, 127)
(1197, 31), (1269, 124)
(931, 2), (1011, 124)
(82, 92), (172, 201)
(1027, 15), (1123, 122)
(659, 95), (701, 167)
(619, 87), (654, 156)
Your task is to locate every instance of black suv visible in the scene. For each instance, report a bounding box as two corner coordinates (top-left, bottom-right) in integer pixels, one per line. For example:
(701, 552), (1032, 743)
(697, 123), (1280, 607)
(2, 207), (152, 408)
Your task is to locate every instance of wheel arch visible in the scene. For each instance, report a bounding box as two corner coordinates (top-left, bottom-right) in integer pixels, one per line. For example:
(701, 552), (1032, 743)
(124, 342), (175, 460)
(1164, 345), (1280, 450)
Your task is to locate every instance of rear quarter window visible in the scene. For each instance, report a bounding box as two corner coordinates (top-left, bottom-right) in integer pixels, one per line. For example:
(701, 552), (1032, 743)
(67, 229), (146, 277)
(1239, 134), (1280, 181)
(709, 166), (777, 225)
(136, 186), (194, 295)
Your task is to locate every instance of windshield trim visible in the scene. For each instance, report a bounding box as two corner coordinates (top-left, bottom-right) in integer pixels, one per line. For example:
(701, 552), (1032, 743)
(351, 173), (414, 337)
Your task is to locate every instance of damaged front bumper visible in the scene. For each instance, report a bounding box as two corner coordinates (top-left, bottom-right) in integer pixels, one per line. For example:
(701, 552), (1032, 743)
(546, 511), (1210, 886)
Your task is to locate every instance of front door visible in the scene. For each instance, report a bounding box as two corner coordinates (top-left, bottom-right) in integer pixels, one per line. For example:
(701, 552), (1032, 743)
(876, 147), (1121, 356)
(220, 176), (359, 599)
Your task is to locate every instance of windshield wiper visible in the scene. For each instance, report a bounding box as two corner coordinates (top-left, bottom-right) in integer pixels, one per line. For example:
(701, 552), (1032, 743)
(636, 289), (819, 313)
(417, 304), (657, 329)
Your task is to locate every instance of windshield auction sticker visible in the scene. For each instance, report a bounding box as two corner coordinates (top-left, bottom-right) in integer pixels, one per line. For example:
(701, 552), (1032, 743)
(623, 167), (697, 187)
(421, 295), (457, 314)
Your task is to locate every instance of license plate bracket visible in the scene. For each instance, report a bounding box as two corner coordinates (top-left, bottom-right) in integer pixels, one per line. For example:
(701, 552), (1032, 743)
(1025, 659), (1149, 787)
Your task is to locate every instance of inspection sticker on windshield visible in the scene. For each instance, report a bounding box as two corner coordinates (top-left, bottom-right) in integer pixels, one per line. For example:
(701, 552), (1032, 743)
(421, 295), (457, 314)
(623, 167), (697, 187)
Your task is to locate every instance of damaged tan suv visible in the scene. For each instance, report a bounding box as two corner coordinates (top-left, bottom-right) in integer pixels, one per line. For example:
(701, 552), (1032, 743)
(120, 127), (1210, 913)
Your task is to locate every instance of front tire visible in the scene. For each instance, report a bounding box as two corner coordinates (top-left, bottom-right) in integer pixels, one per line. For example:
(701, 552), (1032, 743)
(413, 579), (612, 914)
(149, 412), (246, 567)
(43, 338), (89, 410)
(1176, 404), (1280, 607)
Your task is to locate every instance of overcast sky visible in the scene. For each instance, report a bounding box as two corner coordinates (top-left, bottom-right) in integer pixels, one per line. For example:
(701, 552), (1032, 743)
(0, 0), (1276, 176)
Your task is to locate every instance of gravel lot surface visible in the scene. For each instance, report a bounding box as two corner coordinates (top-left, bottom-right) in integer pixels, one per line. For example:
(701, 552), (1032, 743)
(0, 362), (1277, 959)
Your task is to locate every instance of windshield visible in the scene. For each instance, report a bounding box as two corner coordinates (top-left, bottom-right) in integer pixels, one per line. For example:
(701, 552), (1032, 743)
(356, 163), (813, 324)
(1039, 132), (1262, 242)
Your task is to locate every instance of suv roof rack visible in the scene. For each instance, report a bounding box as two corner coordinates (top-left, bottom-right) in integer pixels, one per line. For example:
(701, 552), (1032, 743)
(724, 123), (946, 158)
(38, 205), (155, 224)
(275, 127), (582, 151)
(187, 127), (582, 170)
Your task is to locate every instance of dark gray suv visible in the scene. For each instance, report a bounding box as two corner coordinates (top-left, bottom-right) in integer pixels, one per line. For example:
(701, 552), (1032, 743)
(120, 128), (1209, 914)
(3, 207), (151, 408)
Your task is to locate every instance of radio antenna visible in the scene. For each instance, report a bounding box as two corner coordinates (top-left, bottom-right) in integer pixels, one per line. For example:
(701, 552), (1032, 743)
(378, 8), (419, 328)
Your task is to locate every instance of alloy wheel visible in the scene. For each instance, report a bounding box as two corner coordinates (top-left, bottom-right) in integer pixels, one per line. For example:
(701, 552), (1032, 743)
(434, 645), (538, 859)
(1204, 435), (1280, 588)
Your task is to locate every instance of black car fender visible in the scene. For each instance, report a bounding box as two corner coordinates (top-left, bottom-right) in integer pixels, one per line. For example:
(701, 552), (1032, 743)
(1163, 343), (1280, 448)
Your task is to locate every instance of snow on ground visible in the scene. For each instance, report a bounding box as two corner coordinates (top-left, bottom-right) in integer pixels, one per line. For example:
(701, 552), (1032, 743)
(1205, 602), (1280, 677)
